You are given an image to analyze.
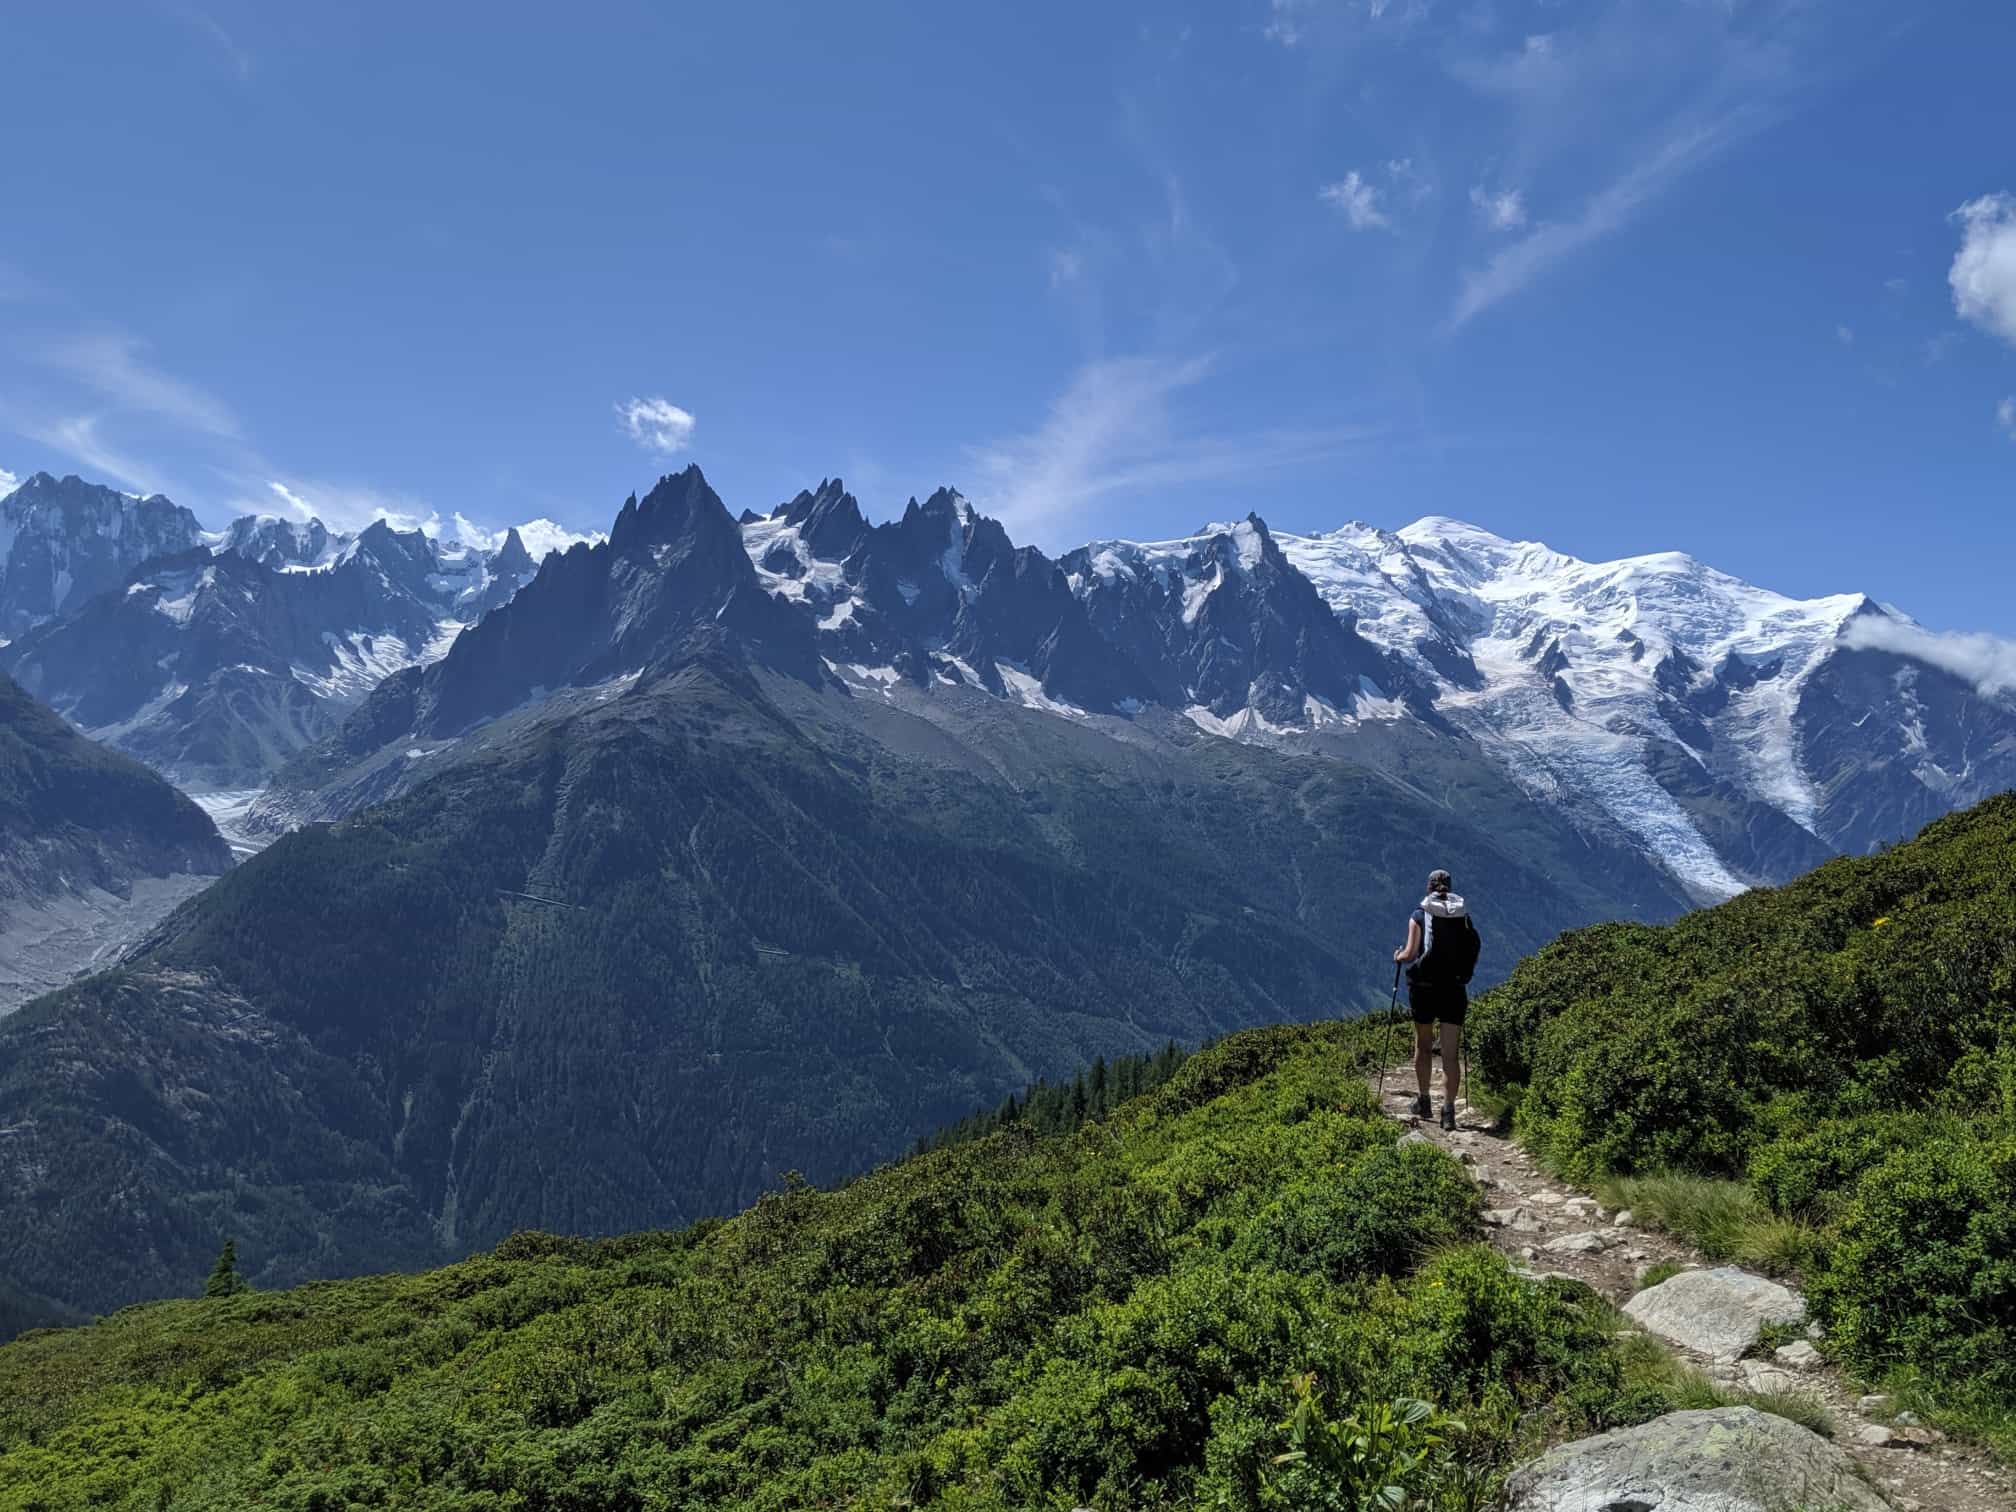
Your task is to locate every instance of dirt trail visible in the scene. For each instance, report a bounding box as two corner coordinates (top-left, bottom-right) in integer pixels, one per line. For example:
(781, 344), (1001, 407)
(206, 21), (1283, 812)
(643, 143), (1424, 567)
(1372, 1065), (2015, 1512)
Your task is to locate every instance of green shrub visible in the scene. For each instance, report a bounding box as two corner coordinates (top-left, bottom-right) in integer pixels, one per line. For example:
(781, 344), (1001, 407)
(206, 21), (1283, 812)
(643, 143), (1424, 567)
(1235, 1143), (1479, 1283)
(1747, 1113), (1928, 1222)
(1812, 1132), (2016, 1397)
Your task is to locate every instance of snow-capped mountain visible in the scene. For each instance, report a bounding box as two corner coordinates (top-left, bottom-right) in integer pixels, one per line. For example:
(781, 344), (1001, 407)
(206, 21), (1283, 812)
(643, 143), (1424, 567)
(753, 489), (2016, 896)
(0, 485), (556, 787)
(258, 466), (2016, 903)
(0, 473), (205, 638)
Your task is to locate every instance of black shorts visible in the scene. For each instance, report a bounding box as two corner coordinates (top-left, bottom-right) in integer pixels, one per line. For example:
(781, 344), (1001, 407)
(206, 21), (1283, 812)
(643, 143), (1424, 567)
(1409, 980), (1467, 1027)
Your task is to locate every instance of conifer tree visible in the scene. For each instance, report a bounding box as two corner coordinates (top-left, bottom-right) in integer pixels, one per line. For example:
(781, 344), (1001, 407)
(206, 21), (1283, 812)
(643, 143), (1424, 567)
(204, 1238), (245, 1298)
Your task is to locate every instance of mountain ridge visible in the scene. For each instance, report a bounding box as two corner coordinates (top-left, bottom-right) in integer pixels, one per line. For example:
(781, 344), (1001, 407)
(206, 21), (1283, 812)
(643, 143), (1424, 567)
(256, 465), (2016, 902)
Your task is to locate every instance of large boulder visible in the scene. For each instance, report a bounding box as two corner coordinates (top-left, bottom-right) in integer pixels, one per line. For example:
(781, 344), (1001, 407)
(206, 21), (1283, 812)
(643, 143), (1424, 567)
(1622, 1266), (1804, 1363)
(1504, 1407), (1891, 1511)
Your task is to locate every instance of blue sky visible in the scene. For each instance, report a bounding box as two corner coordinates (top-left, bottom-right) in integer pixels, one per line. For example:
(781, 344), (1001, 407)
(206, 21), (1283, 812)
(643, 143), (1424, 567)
(3, 1), (2015, 629)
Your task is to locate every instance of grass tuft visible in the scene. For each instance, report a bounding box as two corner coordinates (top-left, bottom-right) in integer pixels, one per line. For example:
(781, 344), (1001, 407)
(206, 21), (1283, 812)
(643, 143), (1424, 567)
(1635, 1260), (1691, 1291)
(1612, 1328), (1834, 1438)
(1595, 1174), (1821, 1277)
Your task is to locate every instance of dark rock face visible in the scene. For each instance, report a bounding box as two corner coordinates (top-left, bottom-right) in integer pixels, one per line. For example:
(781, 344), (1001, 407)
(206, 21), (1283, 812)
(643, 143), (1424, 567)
(0, 473), (204, 636)
(0, 670), (230, 909)
(1060, 517), (1433, 727)
(1796, 646), (2016, 857)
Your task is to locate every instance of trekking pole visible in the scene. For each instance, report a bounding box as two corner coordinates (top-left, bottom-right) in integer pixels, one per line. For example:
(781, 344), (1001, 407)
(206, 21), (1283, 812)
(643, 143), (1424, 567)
(1375, 960), (1402, 1102)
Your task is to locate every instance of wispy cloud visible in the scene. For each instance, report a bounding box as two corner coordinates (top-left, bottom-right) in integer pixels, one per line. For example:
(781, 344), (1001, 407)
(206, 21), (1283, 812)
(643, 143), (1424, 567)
(43, 332), (242, 438)
(967, 354), (1379, 543)
(1998, 395), (2016, 442)
(25, 414), (166, 495)
(1469, 184), (1527, 232)
(1950, 192), (2016, 349)
(0, 467), (19, 499)
(251, 475), (442, 534)
(262, 481), (319, 522)
(615, 396), (696, 454)
(1318, 171), (1390, 231)
(1835, 324), (1855, 346)
(168, 5), (253, 80)
(1446, 112), (1757, 330)
(1842, 616), (2016, 699)
(1048, 248), (1085, 288)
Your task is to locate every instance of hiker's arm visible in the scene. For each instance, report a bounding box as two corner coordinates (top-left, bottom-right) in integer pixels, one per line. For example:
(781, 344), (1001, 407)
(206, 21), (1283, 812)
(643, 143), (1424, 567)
(1393, 917), (1421, 963)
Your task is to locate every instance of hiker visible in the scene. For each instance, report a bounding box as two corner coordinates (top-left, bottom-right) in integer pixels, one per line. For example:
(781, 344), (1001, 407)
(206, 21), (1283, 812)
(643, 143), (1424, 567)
(1393, 868), (1480, 1130)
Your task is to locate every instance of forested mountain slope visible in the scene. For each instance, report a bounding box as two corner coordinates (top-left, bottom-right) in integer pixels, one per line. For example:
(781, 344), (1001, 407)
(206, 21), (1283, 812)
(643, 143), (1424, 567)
(0, 635), (1676, 1321)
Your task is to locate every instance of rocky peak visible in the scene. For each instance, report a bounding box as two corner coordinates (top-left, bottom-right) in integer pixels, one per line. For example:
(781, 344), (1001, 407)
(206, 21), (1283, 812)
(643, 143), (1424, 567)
(490, 526), (536, 580)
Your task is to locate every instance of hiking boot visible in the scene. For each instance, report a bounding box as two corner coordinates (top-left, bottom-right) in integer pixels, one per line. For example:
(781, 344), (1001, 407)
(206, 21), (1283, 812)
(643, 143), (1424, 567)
(1410, 1095), (1432, 1119)
(1439, 1101), (1457, 1131)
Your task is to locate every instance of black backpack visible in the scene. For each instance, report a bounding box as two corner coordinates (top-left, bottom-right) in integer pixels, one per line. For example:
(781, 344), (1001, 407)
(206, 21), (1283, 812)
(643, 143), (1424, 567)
(1412, 906), (1481, 986)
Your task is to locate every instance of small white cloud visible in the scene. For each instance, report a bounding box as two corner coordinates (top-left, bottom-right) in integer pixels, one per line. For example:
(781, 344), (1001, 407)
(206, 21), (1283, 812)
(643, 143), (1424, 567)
(1884, 276), (1908, 295)
(1319, 171), (1390, 231)
(1835, 323), (1855, 346)
(0, 467), (18, 500)
(1923, 331), (1964, 365)
(1998, 395), (2016, 441)
(1469, 184), (1527, 231)
(1842, 616), (2016, 699)
(1048, 248), (1085, 288)
(616, 396), (696, 454)
(1950, 192), (2016, 348)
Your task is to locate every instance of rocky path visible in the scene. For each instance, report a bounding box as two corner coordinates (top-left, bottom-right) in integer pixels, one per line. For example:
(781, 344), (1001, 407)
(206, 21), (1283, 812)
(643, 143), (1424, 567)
(1373, 1067), (2015, 1512)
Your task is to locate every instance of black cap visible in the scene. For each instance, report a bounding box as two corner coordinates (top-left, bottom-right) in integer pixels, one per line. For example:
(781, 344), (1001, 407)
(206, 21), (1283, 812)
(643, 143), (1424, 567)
(1427, 869), (1452, 891)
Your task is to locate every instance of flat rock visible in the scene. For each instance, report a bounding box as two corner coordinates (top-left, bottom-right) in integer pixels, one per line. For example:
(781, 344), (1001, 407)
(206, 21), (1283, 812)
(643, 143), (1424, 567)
(1773, 1339), (1822, 1370)
(1737, 1361), (1805, 1395)
(1505, 1406), (1888, 1512)
(1529, 1191), (1567, 1206)
(1622, 1266), (1805, 1364)
(1613, 1208), (1637, 1228)
(1544, 1230), (1615, 1255)
(1397, 1129), (1433, 1147)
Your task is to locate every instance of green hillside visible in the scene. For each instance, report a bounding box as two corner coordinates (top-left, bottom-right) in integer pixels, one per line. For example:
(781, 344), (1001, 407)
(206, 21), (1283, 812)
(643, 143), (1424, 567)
(0, 1024), (1711, 1511)
(0, 657), (1682, 1322)
(1471, 789), (2016, 1448)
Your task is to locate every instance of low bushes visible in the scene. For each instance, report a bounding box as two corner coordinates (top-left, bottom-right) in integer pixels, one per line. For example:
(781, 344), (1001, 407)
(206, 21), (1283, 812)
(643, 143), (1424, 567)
(0, 1023), (1659, 1511)
(1468, 792), (2016, 1455)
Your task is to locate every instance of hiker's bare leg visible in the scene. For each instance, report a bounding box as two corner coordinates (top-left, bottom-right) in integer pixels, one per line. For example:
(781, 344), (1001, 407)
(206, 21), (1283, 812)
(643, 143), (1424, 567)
(1441, 1022), (1462, 1107)
(1414, 1022), (1434, 1098)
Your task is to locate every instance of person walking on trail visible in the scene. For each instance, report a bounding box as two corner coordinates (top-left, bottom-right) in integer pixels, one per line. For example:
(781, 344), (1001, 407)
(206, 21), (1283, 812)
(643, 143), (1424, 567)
(1393, 868), (1480, 1131)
